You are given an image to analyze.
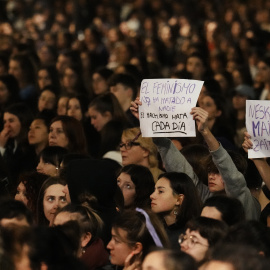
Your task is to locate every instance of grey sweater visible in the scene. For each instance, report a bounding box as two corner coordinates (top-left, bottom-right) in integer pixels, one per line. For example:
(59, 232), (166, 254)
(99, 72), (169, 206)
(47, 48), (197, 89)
(153, 137), (260, 220)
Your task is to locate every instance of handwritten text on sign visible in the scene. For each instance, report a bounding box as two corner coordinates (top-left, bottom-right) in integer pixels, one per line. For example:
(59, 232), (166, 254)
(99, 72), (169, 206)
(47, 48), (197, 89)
(246, 100), (270, 158)
(139, 79), (204, 137)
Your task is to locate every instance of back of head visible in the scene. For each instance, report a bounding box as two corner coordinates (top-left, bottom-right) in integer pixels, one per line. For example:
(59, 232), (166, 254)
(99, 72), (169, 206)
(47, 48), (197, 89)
(225, 220), (270, 258)
(207, 243), (270, 270)
(0, 198), (33, 226)
(40, 146), (68, 168)
(203, 195), (245, 226)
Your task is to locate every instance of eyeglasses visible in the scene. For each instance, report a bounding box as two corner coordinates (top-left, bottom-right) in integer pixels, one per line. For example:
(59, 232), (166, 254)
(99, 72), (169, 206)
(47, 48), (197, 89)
(119, 141), (140, 150)
(119, 131), (142, 150)
(178, 233), (209, 249)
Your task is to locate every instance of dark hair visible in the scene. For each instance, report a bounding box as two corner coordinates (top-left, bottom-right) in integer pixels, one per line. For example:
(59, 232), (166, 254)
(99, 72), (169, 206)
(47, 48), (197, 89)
(94, 67), (114, 81)
(158, 172), (202, 226)
(9, 53), (37, 84)
(225, 220), (270, 258)
(0, 198), (33, 225)
(203, 195), (245, 226)
(181, 144), (209, 186)
(0, 74), (20, 104)
(147, 248), (197, 270)
(186, 216), (228, 247)
(18, 171), (48, 221)
(56, 199), (103, 244)
(36, 176), (67, 225)
(118, 164), (155, 209)
(208, 243), (270, 270)
(50, 115), (88, 155)
(67, 94), (89, 118)
(37, 65), (60, 92)
(89, 92), (128, 124)
(109, 73), (138, 100)
(112, 209), (169, 260)
(34, 109), (57, 131)
(5, 102), (33, 143)
(39, 146), (68, 168)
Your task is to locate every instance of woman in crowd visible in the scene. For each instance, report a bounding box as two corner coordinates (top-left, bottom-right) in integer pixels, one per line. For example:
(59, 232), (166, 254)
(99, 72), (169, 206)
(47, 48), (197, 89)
(0, 74), (20, 126)
(107, 208), (169, 268)
(49, 115), (88, 155)
(88, 92), (129, 161)
(36, 146), (68, 176)
(14, 171), (48, 223)
(0, 102), (36, 190)
(37, 86), (58, 113)
(53, 198), (109, 270)
(37, 65), (60, 93)
(28, 109), (56, 157)
(91, 67), (114, 97)
(179, 216), (228, 266)
(37, 176), (69, 226)
(150, 172), (202, 249)
(117, 164), (155, 209)
(120, 127), (163, 182)
(66, 94), (89, 122)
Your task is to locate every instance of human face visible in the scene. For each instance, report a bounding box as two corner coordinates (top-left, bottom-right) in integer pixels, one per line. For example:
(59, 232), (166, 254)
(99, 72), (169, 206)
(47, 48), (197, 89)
(208, 172), (225, 193)
(49, 121), (69, 148)
(43, 184), (68, 223)
(204, 261), (234, 270)
(201, 206), (222, 221)
(257, 61), (270, 84)
(107, 227), (135, 266)
(117, 172), (136, 207)
(180, 228), (209, 262)
(150, 177), (180, 214)
(3, 112), (21, 138)
(0, 81), (9, 104)
(88, 107), (112, 132)
(92, 73), (108, 95)
(9, 60), (23, 81)
(36, 157), (59, 176)
(120, 135), (149, 166)
(57, 96), (69, 116)
(110, 83), (131, 107)
(63, 68), (77, 90)
(186, 57), (205, 80)
(15, 182), (28, 206)
(28, 119), (48, 145)
(38, 90), (56, 112)
(67, 98), (83, 121)
(37, 69), (52, 90)
(200, 96), (221, 120)
(232, 94), (247, 110)
(56, 54), (70, 75)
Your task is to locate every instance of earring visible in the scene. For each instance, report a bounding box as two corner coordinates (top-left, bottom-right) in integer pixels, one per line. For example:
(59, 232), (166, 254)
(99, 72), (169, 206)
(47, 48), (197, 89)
(81, 247), (86, 254)
(173, 209), (178, 215)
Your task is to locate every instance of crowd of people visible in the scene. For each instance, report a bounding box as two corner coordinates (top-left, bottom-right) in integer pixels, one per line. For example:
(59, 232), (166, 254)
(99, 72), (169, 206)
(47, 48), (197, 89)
(1, 0), (270, 269)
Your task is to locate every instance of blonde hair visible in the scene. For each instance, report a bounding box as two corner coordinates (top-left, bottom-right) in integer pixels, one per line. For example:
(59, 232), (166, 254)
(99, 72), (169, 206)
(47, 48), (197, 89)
(122, 127), (158, 168)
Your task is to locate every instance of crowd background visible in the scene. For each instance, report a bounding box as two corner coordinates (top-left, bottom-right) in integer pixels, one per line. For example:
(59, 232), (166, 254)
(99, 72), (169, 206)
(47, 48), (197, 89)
(1, 0), (270, 270)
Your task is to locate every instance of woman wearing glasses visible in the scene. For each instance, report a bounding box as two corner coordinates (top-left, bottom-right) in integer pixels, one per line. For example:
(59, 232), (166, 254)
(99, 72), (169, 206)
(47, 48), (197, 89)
(179, 216), (228, 266)
(120, 127), (163, 182)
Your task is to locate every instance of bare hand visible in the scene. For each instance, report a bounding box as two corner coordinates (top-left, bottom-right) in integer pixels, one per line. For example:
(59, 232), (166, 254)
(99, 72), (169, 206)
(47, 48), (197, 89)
(190, 107), (209, 134)
(123, 252), (141, 270)
(242, 131), (253, 153)
(130, 97), (142, 120)
(0, 127), (10, 148)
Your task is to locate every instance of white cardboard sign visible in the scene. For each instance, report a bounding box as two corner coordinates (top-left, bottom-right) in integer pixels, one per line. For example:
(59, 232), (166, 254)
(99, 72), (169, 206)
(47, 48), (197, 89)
(246, 100), (270, 158)
(139, 78), (204, 137)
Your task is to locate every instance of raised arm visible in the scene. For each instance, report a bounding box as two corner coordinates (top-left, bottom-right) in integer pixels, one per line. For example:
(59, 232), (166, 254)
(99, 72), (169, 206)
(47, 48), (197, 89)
(191, 107), (260, 220)
(242, 131), (270, 191)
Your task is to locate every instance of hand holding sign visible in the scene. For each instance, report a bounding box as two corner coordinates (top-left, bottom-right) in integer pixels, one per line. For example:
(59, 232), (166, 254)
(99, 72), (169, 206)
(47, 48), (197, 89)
(246, 100), (270, 158)
(139, 78), (204, 137)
